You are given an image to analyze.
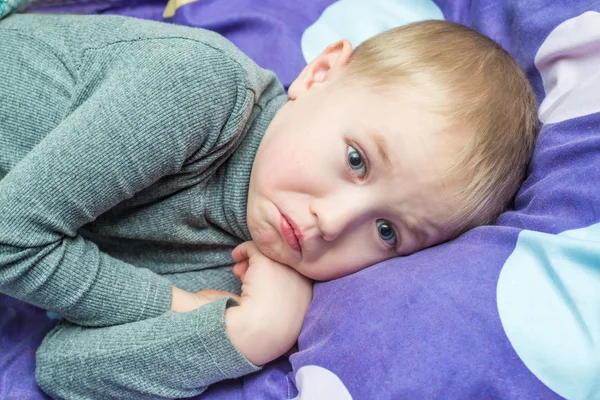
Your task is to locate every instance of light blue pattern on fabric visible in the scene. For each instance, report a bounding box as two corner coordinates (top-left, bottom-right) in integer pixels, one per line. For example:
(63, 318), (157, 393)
(497, 224), (600, 400)
(300, 0), (443, 63)
(0, 0), (29, 19)
(46, 311), (63, 320)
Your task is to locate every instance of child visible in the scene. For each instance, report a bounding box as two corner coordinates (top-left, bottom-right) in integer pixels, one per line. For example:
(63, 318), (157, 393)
(0, 12), (538, 400)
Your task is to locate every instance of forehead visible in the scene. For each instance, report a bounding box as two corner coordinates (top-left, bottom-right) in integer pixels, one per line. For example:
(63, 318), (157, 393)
(343, 87), (466, 177)
(336, 81), (451, 136)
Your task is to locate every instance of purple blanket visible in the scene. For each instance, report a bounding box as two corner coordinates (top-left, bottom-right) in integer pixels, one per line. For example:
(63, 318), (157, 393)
(3, 0), (600, 398)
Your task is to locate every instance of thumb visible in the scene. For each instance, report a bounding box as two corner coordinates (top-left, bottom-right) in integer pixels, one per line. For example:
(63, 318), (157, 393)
(231, 240), (257, 262)
(232, 260), (249, 282)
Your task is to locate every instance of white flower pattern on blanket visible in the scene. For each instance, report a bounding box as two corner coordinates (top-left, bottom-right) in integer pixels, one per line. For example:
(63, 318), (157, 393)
(536, 11), (600, 124)
(498, 13), (600, 398)
(291, 366), (352, 400)
(300, 0), (443, 63)
(498, 224), (600, 399)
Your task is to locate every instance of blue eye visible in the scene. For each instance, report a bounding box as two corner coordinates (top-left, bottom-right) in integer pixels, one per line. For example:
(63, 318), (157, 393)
(347, 145), (366, 177)
(377, 219), (397, 247)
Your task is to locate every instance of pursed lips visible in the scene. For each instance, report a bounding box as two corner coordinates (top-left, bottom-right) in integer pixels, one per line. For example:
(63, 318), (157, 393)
(280, 212), (304, 254)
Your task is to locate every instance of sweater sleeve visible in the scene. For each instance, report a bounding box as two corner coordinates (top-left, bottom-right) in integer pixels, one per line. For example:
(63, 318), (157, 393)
(36, 298), (261, 400)
(0, 37), (252, 327)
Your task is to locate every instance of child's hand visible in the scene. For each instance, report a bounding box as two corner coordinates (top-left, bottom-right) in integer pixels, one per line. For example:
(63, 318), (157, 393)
(169, 286), (240, 313)
(226, 241), (313, 366)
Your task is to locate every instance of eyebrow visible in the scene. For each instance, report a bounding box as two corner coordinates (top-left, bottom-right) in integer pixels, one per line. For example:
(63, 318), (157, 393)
(368, 131), (393, 169)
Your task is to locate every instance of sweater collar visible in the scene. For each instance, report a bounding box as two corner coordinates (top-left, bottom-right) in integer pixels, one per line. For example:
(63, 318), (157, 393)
(218, 92), (289, 241)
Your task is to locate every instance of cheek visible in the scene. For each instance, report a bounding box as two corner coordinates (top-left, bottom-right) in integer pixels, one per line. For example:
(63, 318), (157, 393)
(262, 135), (302, 169)
(260, 141), (327, 190)
(302, 234), (390, 280)
(248, 218), (279, 253)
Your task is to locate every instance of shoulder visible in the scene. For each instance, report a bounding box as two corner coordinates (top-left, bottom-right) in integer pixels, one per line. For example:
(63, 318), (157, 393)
(82, 16), (283, 106)
(2, 14), (283, 108)
(73, 28), (249, 118)
(3, 14), (252, 85)
(77, 15), (272, 89)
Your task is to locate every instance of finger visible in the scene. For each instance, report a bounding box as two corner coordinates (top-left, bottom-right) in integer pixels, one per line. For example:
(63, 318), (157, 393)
(231, 241), (256, 262)
(232, 260), (249, 279)
(197, 289), (240, 303)
(227, 292), (241, 302)
(231, 242), (246, 262)
(211, 290), (240, 303)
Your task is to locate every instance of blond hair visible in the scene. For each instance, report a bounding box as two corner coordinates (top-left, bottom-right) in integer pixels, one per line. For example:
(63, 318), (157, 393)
(344, 20), (539, 235)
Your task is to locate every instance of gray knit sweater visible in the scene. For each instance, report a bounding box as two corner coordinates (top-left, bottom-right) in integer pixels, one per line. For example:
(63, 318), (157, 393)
(0, 13), (287, 399)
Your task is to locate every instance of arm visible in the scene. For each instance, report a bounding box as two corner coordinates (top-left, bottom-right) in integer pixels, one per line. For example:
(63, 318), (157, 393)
(169, 244), (314, 364)
(0, 39), (249, 327)
(139, 243), (313, 364)
(35, 244), (312, 399)
(36, 298), (260, 400)
(228, 241), (314, 365)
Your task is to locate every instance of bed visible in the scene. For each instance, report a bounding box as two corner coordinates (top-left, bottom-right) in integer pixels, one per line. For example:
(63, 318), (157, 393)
(2, 0), (599, 398)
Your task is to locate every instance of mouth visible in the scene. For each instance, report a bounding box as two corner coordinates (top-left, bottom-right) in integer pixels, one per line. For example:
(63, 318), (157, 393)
(279, 213), (303, 254)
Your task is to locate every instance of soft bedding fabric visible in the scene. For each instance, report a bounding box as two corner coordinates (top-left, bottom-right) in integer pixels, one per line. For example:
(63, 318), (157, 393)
(2, 0), (600, 399)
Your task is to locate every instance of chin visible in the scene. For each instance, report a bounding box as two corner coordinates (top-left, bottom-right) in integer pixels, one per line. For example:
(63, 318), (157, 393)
(253, 235), (287, 263)
(248, 222), (276, 247)
(291, 264), (322, 281)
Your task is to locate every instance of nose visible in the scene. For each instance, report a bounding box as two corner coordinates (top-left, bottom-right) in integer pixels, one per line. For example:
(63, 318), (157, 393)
(309, 191), (371, 242)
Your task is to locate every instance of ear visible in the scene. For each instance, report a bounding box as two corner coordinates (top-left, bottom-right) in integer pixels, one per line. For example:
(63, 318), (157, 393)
(288, 39), (353, 100)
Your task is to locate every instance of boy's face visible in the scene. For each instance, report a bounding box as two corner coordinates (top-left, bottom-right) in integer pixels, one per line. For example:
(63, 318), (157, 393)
(246, 41), (468, 281)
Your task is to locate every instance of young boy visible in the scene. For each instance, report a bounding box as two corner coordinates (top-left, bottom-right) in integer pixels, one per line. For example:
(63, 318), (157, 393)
(0, 11), (538, 400)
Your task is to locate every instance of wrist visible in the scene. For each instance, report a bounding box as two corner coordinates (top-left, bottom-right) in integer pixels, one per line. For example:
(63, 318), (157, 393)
(225, 305), (279, 366)
(225, 304), (302, 366)
(170, 286), (198, 312)
(225, 306), (260, 365)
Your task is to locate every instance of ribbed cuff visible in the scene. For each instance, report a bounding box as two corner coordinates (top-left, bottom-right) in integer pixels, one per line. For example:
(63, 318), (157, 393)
(134, 267), (173, 321)
(34, 296), (262, 399)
